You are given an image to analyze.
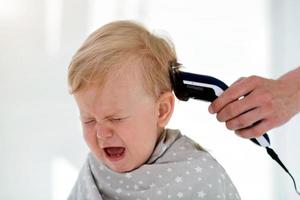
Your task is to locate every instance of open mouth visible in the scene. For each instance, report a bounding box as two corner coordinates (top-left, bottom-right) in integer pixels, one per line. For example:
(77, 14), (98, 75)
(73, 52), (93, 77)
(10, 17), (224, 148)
(104, 147), (126, 161)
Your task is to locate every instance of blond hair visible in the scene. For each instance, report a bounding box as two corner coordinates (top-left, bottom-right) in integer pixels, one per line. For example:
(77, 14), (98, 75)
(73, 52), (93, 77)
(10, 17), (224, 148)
(68, 20), (177, 98)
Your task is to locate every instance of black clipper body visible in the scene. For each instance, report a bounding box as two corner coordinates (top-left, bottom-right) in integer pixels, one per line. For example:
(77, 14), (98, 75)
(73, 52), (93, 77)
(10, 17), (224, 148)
(170, 64), (228, 102)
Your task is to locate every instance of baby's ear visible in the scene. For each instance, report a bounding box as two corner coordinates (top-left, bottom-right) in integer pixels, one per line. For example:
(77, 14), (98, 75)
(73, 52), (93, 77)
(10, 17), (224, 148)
(157, 91), (175, 128)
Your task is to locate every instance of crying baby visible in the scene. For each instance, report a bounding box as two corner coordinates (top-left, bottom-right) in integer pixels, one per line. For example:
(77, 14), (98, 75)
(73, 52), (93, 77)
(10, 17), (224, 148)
(67, 20), (240, 200)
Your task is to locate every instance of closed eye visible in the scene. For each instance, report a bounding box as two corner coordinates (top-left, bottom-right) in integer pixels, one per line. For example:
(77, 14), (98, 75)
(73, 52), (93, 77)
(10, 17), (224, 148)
(109, 117), (128, 123)
(83, 119), (96, 125)
(111, 118), (124, 122)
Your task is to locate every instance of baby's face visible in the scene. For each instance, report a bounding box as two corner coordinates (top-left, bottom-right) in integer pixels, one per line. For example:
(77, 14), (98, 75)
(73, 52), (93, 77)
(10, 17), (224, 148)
(74, 64), (161, 172)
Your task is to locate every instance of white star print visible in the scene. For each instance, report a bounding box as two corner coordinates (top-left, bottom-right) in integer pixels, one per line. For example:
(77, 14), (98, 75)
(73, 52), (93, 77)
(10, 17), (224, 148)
(125, 173), (132, 179)
(195, 166), (202, 173)
(198, 191), (206, 198)
(158, 174), (163, 178)
(106, 176), (111, 180)
(221, 173), (226, 179)
(138, 181), (143, 185)
(186, 171), (190, 175)
(208, 184), (213, 188)
(116, 188), (122, 194)
(157, 190), (162, 195)
(188, 186), (192, 190)
(119, 180), (124, 184)
(177, 192), (183, 198)
(150, 183), (156, 188)
(167, 194), (172, 199)
(175, 176), (182, 183)
(134, 184), (139, 190)
(167, 168), (172, 172)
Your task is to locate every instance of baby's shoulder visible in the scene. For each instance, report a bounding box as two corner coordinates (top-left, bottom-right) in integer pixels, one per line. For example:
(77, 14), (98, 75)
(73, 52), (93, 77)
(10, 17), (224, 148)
(169, 136), (240, 199)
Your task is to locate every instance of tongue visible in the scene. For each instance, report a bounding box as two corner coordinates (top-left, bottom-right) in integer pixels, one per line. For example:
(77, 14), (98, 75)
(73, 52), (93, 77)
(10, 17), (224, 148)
(105, 147), (125, 156)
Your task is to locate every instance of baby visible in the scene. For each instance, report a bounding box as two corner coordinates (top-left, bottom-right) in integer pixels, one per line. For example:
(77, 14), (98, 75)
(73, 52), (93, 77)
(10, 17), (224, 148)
(67, 20), (240, 200)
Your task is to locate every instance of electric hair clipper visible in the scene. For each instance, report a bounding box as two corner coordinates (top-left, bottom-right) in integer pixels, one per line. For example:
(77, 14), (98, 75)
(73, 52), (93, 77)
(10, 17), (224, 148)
(169, 63), (300, 195)
(169, 64), (270, 147)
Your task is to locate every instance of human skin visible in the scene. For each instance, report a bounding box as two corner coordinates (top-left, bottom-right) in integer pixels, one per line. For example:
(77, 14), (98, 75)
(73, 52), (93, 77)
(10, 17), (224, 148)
(74, 60), (174, 172)
(208, 66), (300, 138)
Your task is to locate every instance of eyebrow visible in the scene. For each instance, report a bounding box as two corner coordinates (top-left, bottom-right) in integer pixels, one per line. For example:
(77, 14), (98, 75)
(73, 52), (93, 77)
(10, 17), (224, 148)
(79, 110), (127, 120)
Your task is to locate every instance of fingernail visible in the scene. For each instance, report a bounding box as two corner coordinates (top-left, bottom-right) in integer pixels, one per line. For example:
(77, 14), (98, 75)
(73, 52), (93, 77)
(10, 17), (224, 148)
(208, 105), (214, 114)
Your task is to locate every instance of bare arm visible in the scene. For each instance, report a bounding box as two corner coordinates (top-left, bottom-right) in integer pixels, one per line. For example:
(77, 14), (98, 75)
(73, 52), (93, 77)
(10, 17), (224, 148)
(208, 66), (300, 138)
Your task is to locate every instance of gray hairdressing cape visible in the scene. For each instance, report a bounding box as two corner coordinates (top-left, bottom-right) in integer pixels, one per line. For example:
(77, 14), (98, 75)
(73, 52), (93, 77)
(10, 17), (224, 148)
(68, 129), (241, 200)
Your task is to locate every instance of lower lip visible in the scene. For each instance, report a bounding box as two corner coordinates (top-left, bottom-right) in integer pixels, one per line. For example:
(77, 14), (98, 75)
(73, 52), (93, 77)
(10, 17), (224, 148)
(104, 149), (126, 162)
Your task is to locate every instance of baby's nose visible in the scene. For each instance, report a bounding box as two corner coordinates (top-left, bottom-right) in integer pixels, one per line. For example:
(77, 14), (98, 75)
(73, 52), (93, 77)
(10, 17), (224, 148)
(96, 124), (113, 139)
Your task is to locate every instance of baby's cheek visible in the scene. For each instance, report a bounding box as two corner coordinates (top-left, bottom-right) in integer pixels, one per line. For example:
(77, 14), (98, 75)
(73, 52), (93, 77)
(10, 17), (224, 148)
(137, 136), (157, 160)
(83, 128), (98, 151)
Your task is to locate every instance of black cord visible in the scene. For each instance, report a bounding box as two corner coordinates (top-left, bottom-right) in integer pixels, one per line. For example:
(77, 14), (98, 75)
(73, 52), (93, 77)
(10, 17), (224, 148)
(266, 147), (300, 196)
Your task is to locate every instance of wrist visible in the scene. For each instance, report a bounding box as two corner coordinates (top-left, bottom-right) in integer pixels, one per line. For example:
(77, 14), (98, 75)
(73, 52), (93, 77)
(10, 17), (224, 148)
(279, 66), (300, 112)
(297, 75), (300, 113)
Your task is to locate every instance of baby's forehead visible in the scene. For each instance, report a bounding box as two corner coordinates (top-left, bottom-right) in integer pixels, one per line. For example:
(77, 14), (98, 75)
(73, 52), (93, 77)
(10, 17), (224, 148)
(87, 55), (156, 100)
(103, 62), (147, 90)
(106, 57), (144, 80)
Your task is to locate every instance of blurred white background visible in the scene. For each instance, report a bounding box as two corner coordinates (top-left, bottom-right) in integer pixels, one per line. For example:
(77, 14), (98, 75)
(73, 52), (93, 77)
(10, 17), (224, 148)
(1, 0), (299, 199)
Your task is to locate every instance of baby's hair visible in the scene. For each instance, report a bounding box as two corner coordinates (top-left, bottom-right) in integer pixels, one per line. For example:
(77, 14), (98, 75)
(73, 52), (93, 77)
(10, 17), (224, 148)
(68, 20), (177, 98)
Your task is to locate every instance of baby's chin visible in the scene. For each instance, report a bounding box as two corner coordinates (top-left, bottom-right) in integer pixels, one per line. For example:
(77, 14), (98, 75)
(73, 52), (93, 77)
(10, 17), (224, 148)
(104, 157), (146, 173)
(102, 157), (148, 173)
(95, 153), (139, 173)
(109, 165), (135, 173)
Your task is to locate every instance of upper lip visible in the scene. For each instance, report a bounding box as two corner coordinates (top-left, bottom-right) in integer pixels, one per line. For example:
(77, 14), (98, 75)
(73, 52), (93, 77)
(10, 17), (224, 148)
(98, 141), (120, 148)
(101, 145), (125, 149)
(98, 140), (125, 150)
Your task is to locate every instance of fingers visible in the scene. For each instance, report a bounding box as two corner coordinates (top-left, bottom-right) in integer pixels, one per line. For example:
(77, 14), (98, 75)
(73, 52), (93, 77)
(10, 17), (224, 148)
(217, 87), (274, 135)
(232, 77), (246, 85)
(216, 92), (258, 122)
(235, 119), (272, 138)
(207, 75), (277, 139)
(209, 76), (258, 114)
(207, 74), (300, 139)
(224, 106), (266, 131)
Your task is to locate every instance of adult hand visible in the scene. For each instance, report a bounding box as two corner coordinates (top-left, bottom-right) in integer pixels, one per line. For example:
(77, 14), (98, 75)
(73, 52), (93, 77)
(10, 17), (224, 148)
(208, 67), (300, 138)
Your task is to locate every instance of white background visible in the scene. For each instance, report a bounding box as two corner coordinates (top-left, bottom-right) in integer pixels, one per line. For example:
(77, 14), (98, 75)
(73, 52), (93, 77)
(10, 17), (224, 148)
(0, 0), (299, 199)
